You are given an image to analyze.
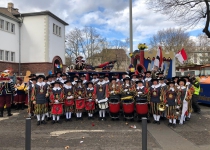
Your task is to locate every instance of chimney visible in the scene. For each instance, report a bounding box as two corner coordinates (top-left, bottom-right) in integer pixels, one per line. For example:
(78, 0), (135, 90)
(7, 3), (14, 13)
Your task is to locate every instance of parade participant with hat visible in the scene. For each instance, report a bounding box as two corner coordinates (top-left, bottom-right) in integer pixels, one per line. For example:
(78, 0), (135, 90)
(95, 75), (108, 121)
(72, 75), (79, 86)
(56, 72), (62, 81)
(119, 72), (128, 84)
(14, 77), (26, 110)
(121, 76), (135, 96)
(177, 78), (192, 125)
(75, 55), (86, 70)
(50, 81), (64, 124)
(31, 75), (48, 125)
(104, 74), (110, 84)
(150, 78), (162, 124)
(107, 77), (121, 100)
(135, 80), (150, 122)
(60, 73), (67, 84)
(131, 74), (139, 83)
(144, 71), (152, 88)
(80, 74), (87, 85)
(0, 76), (15, 117)
(164, 80), (178, 128)
(138, 74), (145, 84)
(74, 79), (86, 120)
(63, 79), (75, 121)
(172, 76), (179, 86)
(91, 73), (99, 85)
(182, 76), (194, 121)
(85, 81), (96, 119)
(27, 77), (37, 117)
(112, 73), (120, 84)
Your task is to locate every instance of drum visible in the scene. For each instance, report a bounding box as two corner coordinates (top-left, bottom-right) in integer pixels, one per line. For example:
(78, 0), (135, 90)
(65, 99), (74, 106)
(98, 102), (109, 110)
(85, 100), (95, 111)
(136, 103), (148, 115)
(75, 99), (85, 110)
(109, 102), (120, 113)
(123, 102), (134, 114)
(51, 104), (63, 115)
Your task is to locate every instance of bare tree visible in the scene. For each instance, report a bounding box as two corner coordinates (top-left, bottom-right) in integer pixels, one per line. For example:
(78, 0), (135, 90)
(146, 0), (210, 38)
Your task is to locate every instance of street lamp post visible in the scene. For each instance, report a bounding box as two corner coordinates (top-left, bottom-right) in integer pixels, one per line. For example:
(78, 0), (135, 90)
(129, 0), (133, 53)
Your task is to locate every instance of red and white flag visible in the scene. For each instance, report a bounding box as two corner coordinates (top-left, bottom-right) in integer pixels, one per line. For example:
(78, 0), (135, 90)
(154, 46), (163, 70)
(175, 48), (187, 64)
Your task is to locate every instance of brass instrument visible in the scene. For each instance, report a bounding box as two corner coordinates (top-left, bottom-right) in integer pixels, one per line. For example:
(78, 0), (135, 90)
(172, 104), (181, 117)
(121, 96), (133, 100)
(158, 102), (166, 111)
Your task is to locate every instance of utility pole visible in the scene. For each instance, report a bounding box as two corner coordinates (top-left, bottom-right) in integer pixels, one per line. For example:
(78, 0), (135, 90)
(129, 0), (133, 53)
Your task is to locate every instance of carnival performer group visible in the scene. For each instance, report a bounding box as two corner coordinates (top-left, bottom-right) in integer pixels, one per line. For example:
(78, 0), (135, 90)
(0, 70), (201, 128)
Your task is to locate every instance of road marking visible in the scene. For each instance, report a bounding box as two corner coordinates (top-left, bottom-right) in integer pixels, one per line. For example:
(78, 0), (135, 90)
(0, 113), (19, 121)
(50, 129), (141, 136)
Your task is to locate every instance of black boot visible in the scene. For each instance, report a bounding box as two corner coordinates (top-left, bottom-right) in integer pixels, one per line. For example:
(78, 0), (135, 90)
(7, 107), (13, 116)
(21, 103), (24, 110)
(0, 107), (3, 117)
(15, 104), (19, 110)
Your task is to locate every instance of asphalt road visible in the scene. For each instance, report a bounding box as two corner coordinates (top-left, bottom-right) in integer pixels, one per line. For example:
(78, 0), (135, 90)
(0, 104), (210, 150)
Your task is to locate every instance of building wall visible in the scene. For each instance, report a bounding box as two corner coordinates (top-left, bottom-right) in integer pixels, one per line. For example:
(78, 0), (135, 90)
(20, 15), (47, 63)
(48, 16), (65, 64)
(0, 15), (19, 63)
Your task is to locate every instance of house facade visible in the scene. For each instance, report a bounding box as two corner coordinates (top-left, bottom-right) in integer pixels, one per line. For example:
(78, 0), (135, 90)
(0, 3), (68, 75)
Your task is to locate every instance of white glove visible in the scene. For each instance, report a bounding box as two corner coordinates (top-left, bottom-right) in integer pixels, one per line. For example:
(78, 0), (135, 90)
(15, 88), (17, 91)
(105, 97), (108, 101)
(55, 100), (59, 104)
(138, 92), (142, 94)
(124, 89), (128, 92)
(78, 96), (81, 99)
(176, 106), (180, 109)
(175, 99), (177, 103)
(166, 104), (168, 107)
(127, 92), (130, 94)
(95, 99), (98, 103)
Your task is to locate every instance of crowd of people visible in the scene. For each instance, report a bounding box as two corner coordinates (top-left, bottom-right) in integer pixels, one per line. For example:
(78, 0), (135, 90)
(0, 71), (201, 128)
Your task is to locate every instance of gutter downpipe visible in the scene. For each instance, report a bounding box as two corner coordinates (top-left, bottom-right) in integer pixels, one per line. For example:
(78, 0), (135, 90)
(18, 14), (23, 76)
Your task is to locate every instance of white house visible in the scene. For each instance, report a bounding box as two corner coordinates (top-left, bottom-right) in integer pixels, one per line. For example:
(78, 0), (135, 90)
(0, 3), (68, 75)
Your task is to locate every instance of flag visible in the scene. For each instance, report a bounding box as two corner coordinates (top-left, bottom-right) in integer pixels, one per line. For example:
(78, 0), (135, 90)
(175, 48), (187, 64)
(154, 46), (163, 69)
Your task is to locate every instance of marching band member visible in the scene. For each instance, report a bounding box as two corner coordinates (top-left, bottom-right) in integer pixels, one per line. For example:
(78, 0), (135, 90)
(74, 79), (86, 120)
(91, 73), (99, 85)
(14, 77), (26, 110)
(150, 79), (162, 124)
(95, 75), (108, 121)
(144, 71), (152, 87)
(50, 81), (64, 124)
(135, 80), (150, 121)
(80, 74), (87, 85)
(60, 73), (67, 84)
(75, 55), (86, 70)
(45, 75), (53, 121)
(104, 74), (110, 84)
(112, 73), (120, 84)
(63, 80), (75, 121)
(0, 76), (15, 117)
(131, 74), (139, 83)
(138, 74), (145, 84)
(172, 76), (179, 86)
(72, 75), (79, 86)
(182, 76), (194, 121)
(164, 80), (178, 128)
(107, 78), (121, 102)
(177, 78), (192, 125)
(27, 77), (37, 117)
(56, 72), (62, 81)
(85, 82), (96, 119)
(159, 77), (167, 119)
(31, 75), (48, 125)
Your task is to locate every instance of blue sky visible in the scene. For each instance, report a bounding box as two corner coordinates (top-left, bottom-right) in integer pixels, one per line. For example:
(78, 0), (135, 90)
(0, 0), (205, 50)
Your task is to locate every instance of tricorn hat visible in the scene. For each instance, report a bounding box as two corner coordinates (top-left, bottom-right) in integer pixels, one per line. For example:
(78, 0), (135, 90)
(177, 78), (186, 85)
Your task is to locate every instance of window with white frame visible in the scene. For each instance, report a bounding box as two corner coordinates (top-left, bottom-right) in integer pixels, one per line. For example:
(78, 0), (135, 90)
(0, 19), (4, 29)
(5, 51), (9, 61)
(11, 52), (15, 62)
(11, 24), (15, 33)
(5, 22), (10, 31)
(0, 50), (4, 61)
(53, 23), (61, 36)
(53, 23), (55, 33)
